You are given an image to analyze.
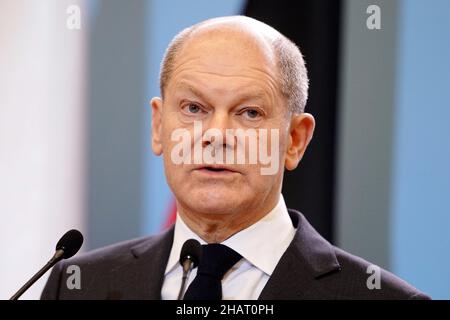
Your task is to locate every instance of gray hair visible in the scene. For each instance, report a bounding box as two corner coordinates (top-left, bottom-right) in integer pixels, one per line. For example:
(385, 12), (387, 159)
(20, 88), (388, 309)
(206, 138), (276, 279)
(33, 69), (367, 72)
(159, 18), (309, 114)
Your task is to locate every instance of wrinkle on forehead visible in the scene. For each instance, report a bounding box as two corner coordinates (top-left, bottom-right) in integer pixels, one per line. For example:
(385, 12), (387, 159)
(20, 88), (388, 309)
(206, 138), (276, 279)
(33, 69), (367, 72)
(169, 65), (280, 101)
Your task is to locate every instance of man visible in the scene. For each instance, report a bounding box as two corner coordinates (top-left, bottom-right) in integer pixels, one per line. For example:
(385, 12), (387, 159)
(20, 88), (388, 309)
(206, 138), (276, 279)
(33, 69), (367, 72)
(41, 16), (429, 300)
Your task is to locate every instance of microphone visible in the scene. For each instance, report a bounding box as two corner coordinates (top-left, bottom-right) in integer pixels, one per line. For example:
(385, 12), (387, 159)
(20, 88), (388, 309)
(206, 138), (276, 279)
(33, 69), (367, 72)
(177, 239), (202, 300)
(10, 229), (84, 300)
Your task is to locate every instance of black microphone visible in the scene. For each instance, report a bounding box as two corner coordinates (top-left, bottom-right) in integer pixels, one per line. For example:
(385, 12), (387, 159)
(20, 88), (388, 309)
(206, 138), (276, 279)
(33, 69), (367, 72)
(177, 239), (202, 300)
(10, 229), (84, 300)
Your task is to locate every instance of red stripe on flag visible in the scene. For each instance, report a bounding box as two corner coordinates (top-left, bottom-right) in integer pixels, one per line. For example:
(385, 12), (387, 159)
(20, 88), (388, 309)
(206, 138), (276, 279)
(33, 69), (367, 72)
(163, 199), (177, 229)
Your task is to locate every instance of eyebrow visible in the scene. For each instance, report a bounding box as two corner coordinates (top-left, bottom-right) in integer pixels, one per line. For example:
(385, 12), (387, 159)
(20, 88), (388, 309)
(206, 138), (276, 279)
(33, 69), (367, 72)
(174, 82), (209, 102)
(174, 82), (269, 105)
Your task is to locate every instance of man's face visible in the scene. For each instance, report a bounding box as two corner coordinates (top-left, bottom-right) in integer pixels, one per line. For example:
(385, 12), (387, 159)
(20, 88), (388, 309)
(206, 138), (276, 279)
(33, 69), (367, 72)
(152, 30), (299, 218)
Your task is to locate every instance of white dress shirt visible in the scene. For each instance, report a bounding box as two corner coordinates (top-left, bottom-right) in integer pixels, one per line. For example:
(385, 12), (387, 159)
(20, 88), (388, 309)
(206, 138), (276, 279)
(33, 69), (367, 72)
(161, 195), (296, 300)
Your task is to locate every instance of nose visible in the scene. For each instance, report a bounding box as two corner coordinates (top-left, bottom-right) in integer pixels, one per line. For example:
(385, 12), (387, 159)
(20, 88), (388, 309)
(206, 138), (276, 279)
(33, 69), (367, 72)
(202, 110), (233, 149)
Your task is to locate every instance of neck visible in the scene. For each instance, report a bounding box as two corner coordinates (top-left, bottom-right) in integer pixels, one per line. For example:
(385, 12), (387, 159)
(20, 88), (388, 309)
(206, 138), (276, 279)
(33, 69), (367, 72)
(177, 197), (279, 243)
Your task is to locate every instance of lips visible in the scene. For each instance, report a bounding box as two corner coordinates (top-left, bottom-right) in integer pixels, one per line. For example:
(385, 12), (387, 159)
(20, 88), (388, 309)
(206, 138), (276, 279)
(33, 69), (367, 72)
(192, 165), (240, 174)
(203, 166), (229, 172)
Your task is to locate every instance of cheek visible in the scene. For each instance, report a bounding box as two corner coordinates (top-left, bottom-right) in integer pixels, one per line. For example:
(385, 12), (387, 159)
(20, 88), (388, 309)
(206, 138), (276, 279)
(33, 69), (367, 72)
(160, 117), (181, 153)
(245, 164), (281, 187)
(163, 157), (187, 198)
(161, 117), (171, 139)
(261, 127), (289, 173)
(275, 129), (289, 159)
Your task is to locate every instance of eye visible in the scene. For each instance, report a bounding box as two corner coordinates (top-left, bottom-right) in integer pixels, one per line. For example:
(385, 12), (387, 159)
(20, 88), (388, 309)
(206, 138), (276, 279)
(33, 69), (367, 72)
(182, 102), (204, 115)
(188, 103), (201, 113)
(241, 108), (263, 120)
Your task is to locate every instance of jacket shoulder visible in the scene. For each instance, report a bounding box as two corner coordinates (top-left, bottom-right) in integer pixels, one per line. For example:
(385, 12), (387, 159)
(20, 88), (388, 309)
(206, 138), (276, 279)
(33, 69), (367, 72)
(40, 231), (171, 300)
(329, 247), (430, 299)
(277, 209), (430, 300)
(64, 235), (156, 267)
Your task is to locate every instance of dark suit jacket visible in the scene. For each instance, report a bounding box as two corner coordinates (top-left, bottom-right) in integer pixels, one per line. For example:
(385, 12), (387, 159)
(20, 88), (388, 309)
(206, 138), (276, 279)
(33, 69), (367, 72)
(41, 210), (430, 299)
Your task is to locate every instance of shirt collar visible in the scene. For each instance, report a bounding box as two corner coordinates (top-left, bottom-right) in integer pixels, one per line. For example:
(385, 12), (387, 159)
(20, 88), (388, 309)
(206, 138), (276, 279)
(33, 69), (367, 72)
(164, 195), (295, 276)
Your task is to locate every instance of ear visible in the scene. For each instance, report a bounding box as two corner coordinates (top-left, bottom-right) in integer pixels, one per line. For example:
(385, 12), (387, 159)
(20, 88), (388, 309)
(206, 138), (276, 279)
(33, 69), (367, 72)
(151, 97), (163, 156)
(284, 113), (315, 170)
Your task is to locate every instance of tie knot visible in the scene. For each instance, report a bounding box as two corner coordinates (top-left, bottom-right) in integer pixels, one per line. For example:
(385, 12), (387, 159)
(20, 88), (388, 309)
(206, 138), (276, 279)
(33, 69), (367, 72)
(197, 244), (242, 279)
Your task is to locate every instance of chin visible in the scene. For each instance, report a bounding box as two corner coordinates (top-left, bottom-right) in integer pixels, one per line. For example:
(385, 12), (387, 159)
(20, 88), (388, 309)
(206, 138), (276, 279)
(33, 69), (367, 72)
(185, 188), (247, 215)
(193, 203), (233, 215)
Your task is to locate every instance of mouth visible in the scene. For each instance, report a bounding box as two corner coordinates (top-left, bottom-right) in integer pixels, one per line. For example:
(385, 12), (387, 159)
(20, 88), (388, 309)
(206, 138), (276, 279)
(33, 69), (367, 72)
(193, 165), (240, 176)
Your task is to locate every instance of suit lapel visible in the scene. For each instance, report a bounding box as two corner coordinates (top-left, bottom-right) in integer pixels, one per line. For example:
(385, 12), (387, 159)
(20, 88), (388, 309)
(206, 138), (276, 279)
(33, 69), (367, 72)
(259, 210), (341, 299)
(109, 226), (174, 299)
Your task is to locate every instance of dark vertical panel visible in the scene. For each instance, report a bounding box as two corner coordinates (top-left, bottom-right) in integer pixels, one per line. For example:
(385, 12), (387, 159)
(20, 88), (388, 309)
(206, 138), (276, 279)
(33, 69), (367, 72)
(244, 0), (341, 241)
(88, 0), (146, 248)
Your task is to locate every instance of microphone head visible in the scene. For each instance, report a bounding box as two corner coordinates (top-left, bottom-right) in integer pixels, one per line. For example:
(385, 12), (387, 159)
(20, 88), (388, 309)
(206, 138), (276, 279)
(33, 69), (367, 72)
(55, 229), (84, 259)
(179, 239), (202, 268)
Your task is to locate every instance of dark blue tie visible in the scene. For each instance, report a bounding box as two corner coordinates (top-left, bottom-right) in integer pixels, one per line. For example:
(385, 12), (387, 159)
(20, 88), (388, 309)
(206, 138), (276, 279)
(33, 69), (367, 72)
(183, 244), (242, 300)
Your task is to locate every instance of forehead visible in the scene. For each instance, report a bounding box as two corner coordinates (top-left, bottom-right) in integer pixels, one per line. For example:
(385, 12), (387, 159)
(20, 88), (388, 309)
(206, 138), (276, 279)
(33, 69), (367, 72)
(177, 26), (276, 70)
(168, 28), (280, 98)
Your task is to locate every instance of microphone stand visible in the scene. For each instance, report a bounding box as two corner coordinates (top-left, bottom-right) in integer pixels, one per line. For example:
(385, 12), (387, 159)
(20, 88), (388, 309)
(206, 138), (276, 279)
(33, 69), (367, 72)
(10, 249), (64, 300)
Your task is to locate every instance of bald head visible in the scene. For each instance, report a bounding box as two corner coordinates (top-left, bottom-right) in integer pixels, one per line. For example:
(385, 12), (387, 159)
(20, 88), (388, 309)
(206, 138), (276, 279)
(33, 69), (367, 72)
(159, 16), (309, 114)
